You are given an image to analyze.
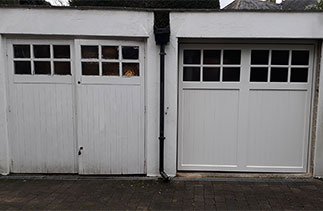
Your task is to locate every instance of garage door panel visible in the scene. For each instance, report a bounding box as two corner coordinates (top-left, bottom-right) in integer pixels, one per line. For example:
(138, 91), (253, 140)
(247, 90), (308, 170)
(180, 89), (239, 169)
(78, 85), (144, 174)
(9, 83), (75, 173)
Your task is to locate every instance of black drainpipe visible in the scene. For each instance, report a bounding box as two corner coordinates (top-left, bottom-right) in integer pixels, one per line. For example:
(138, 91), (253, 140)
(154, 11), (170, 182)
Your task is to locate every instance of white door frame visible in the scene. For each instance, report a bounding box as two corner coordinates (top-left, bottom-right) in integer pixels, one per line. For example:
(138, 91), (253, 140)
(5, 38), (146, 174)
(74, 39), (146, 174)
(178, 43), (315, 173)
(6, 38), (77, 173)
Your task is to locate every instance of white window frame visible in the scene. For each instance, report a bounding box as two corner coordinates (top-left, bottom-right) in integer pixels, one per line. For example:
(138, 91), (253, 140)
(183, 49), (242, 83)
(247, 45), (314, 90)
(75, 39), (144, 85)
(7, 39), (74, 84)
(180, 44), (314, 91)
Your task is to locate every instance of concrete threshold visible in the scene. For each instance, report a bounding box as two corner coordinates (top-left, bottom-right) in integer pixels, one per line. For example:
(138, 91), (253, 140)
(176, 172), (313, 180)
(0, 174), (159, 181)
(0, 173), (321, 183)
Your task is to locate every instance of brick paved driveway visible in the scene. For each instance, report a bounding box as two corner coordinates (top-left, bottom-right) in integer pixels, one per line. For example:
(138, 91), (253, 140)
(0, 177), (323, 210)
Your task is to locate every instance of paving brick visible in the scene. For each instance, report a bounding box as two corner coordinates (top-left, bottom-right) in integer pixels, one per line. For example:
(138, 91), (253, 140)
(0, 178), (322, 210)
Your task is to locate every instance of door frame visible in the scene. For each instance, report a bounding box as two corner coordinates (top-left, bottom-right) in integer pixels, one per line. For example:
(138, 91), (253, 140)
(74, 39), (146, 174)
(6, 38), (78, 173)
(177, 42), (317, 173)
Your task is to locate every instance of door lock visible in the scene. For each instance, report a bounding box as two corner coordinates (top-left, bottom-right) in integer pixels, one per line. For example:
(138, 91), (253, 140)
(78, 81), (81, 84)
(78, 146), (83, 155)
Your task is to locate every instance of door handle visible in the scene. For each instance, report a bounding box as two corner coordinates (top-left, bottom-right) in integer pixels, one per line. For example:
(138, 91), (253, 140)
(78, 146), (83, 155)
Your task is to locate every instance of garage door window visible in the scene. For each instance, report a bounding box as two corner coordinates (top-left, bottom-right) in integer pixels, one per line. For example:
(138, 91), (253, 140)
(81, 45), (139, 77)
(13, 44), (71, 76)
(183, 49), (241, 82)
(250, 49), (310, 83)
(223, 50), (241, 82)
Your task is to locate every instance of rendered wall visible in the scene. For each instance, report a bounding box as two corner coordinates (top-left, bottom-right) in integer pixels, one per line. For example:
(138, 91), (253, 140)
(0, 35), (9, 175)
(171, 12), (323, 39)
(315, 44), (323, 177)
(0, 8), (151, 37)
(1, 8), (323, 177)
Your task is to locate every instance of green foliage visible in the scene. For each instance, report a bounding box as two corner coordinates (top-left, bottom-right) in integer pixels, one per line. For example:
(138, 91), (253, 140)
(306, 0), (323, 9)
(69, 0), (220, 9)
(0, 0), (50, 5)
(0, 0), (19, 5)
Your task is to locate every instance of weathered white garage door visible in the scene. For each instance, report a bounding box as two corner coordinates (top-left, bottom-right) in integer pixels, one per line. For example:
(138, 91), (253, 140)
(75, 40), (145, 174)
(7, 39), (76, 173)
(7, 39), (145, 174)
(178, 44), (314, 173)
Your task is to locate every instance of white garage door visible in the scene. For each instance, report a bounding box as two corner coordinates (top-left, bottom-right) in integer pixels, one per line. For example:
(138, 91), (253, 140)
(178, 44), (314, 173)
(7, 39), (76, 173)
(75, 40), (145, 175)
(7, 39), (145, 174)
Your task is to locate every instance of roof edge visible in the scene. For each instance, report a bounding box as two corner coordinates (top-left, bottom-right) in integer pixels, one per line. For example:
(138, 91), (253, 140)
(0, 5), (322, 13)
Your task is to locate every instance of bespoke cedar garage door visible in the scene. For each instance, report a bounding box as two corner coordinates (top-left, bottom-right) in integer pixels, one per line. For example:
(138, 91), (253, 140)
(178, 44), (314, 173)
(6, 39), (145, 174)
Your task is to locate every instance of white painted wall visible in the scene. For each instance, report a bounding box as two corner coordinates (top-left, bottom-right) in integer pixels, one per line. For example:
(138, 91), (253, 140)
(163, 38), (178, 176)
(145, 29), (161, 176)
(0, 8), (323, 177)
(315, 43), (323, 177)
(0, 35), (9, 175)
(0, 8), (151, 37)
(171, 12), (323, 39)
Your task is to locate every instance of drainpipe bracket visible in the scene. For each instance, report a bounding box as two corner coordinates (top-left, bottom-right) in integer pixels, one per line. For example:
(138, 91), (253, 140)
(158, 136), (166, 141)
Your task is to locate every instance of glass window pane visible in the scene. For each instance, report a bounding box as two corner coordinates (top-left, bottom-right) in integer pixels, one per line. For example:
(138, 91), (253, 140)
(82, 62), (99, 75)
(103, 62), (119, 76)
(271, 50), (289, 65)
(183, 67), (200, 81)
(13, 45), (30, 58)
(54, 62), (71, 75)
(14, 61), (31, 74)
(122, 63), (139, 76)
(223, 50), (241, 65)
(203, 67), (220, 81)
(251, 50), (269, 65)
(203, 50), (221, 64)
(184, 50), (200, 64)
(102, 46), (119, 59)
(54, 45), (70, 58)
(270, 67), (288, 82)
(34, 45), (50, 58)
(81, 46), (98, 59)
(122, 46), (139, 60)
(290, 68), (308, 83)
(34, 61), (51, 75)
(223, 67), (240, 81)
(292, 51), (309, 65)
(250, 67), (268, 82)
